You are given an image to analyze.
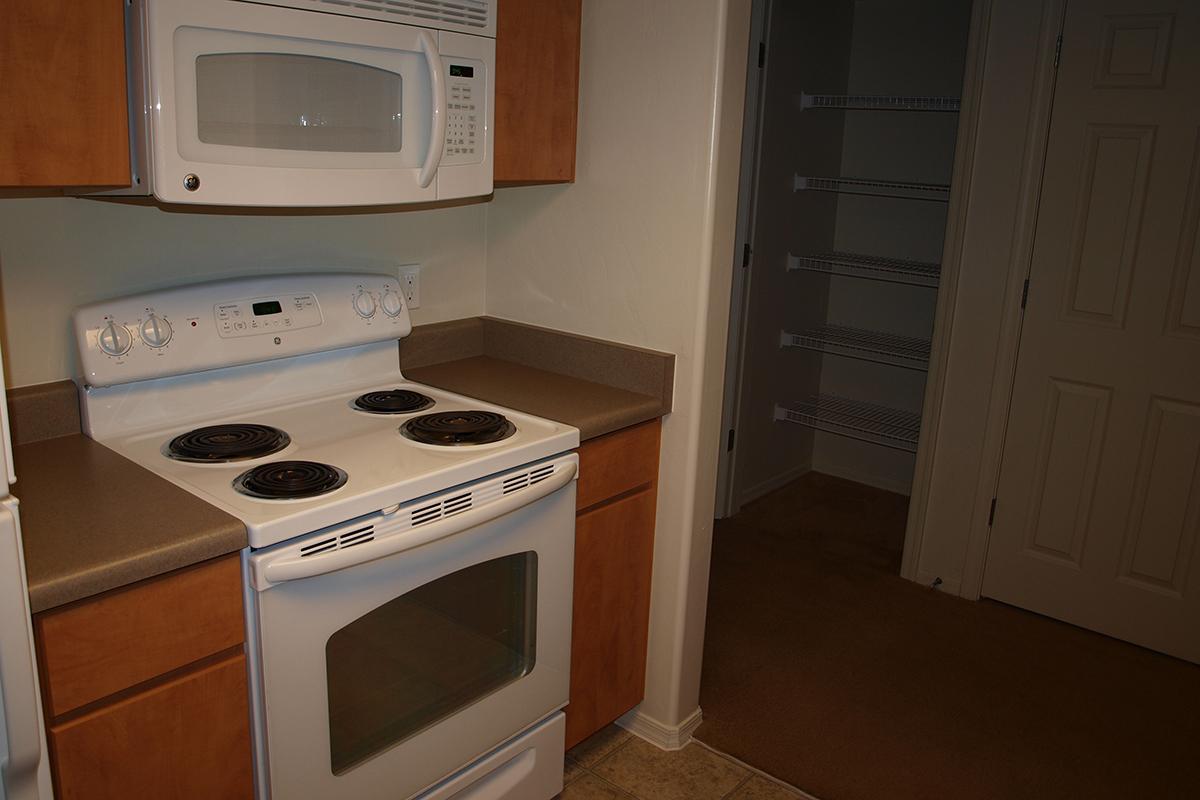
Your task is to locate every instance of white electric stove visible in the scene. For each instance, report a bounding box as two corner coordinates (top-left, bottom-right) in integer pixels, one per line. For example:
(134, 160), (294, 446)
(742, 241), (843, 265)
(73, 273), (579, 800)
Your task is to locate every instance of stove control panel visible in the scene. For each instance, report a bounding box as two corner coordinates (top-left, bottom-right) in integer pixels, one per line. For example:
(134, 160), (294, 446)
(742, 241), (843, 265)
(73, 272), (414, 387)
(215, 292), (323, 339)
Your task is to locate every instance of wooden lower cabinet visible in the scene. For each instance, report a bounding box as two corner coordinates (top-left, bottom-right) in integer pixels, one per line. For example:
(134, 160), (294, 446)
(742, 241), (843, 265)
(49, 654), (253, 800)
(35, 555), (254, 799)
(565, 420), (661, 749)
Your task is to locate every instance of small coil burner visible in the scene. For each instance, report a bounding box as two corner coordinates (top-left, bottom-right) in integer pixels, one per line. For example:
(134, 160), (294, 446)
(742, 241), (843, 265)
(401, 411), (516, 446)
(353, 389), (435, 415)
(167, 423), (291, 463)
(233, 460), (348, 500)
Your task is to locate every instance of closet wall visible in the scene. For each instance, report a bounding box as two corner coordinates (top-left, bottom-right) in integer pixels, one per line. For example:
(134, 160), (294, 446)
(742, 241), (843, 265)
(731, 0), (972, 507)
(814, 0), (973, 492)
(730, 2), (855, 505)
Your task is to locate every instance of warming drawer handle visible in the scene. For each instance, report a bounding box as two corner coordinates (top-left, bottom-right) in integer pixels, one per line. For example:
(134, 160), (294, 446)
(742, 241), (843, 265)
(418, 30), (446, 189)
(258, 461), (577, 586)
(0, 509), (45, 792)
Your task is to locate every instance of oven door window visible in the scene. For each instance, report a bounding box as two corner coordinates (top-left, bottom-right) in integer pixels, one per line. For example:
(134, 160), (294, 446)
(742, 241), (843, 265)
(325, 552), (538, 775)
(195, 53), (402, 153)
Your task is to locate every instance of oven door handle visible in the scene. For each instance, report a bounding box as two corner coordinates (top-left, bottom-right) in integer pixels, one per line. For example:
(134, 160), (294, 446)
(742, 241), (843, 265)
(418, 29), (446, 189)
(259, 460), (577, 586)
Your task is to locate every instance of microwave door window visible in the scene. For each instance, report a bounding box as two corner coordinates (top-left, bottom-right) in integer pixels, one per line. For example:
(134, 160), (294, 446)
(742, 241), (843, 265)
(324, 552), (538, 776)
(195, 53), (402, 153)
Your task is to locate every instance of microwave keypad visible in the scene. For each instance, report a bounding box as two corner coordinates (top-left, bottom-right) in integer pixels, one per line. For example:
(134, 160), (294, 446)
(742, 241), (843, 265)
(445, 78), (480, 163)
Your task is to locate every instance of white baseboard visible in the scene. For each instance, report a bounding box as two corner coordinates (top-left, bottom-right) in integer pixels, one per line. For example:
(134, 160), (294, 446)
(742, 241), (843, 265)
(735, 462), (811, 510)
(616, 706), (703, 751)
(809, 459), (912, 496)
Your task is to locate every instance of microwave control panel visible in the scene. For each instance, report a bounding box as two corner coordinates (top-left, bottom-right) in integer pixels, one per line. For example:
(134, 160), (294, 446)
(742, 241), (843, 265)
(443, 59), (484, 165)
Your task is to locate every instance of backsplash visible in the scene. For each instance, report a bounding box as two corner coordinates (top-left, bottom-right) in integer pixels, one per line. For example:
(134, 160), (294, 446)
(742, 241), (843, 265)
(0, 197), (487, 387)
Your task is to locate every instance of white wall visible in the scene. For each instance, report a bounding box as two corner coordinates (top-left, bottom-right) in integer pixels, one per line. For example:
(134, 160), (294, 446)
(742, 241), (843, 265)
(0, 198), (487, 387)
(486, 0), (750, 731)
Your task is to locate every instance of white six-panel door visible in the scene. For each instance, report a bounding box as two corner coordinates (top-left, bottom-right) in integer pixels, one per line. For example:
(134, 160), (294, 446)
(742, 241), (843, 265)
(983, 0), (1200, 663)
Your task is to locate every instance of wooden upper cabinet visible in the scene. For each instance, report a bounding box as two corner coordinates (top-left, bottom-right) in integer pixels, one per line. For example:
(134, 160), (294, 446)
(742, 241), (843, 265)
(494, 0), (583, 185)
(0, 1), (130, 187)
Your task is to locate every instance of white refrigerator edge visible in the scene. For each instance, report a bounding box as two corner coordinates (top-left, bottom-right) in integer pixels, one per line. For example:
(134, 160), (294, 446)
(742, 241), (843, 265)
(0, 340), (52, 800)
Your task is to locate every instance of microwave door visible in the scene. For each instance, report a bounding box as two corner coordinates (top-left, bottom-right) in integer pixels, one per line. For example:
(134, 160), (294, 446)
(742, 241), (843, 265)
(145, 5), (441, 206)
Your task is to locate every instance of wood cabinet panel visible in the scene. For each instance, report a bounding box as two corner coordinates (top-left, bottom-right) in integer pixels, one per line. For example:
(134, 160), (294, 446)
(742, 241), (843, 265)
(576, 420), (662, 512)
(35, 555), (245, 717)
(565, 488), (658, 749)
(49, 654), (254, 800)
(0, 0), (130, 187)
(494, 0), (582, 184)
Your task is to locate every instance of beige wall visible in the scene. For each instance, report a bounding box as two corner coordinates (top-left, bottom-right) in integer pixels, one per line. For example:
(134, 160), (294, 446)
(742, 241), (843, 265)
(487, 0), (750, 729)
(0, 198), (487, 387)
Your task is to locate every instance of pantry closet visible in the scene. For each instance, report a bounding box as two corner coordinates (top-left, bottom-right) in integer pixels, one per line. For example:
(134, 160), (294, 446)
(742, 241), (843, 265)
(718, 0), (974, 533)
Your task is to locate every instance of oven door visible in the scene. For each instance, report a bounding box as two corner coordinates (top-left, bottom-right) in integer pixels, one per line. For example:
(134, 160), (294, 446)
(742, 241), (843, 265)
(137, 0), (492, 205)
(245, 454), (576, 800)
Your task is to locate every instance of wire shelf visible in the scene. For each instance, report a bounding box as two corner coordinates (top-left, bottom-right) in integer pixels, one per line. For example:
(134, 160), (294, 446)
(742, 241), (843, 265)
(798, 92), (960, 112)
(780, 324), (931, 370)
(794, 175), (951, 202)
(775, 395), (921, 452)
(787, 251), (940, 288)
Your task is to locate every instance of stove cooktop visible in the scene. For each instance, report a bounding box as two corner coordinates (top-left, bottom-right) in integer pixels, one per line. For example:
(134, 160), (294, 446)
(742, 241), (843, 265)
(97, 381), (577, 549)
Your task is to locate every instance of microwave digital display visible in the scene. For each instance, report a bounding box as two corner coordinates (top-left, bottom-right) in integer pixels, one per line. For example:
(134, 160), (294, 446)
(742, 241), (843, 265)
(253, 300), (283, 316)
(449, 65), (474, 78)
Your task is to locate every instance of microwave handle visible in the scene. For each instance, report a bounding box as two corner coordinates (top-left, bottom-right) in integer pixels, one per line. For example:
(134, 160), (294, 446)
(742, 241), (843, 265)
(257, 460), (577, 587)
(418, 30), (447, 189)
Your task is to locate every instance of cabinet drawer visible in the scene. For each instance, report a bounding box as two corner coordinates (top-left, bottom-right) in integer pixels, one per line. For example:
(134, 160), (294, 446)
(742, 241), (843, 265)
(36, 555), (244, 717)
(566, 487), (658, 748)
(576, 420), (661, 511)
(49, 653), (254, 800)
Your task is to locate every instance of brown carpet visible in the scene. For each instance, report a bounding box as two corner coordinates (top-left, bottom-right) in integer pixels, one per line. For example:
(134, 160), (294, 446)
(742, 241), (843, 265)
(696, 472), (1200, 800)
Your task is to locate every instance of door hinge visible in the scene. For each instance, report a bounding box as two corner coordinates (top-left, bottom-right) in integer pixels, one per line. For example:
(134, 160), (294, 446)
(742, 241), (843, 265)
(742, 242), (752, 268)
(726, 428), (736, 452)
(1053, 33), (1063, 68)
(758, 41), (766, 69)
(988, 497), (997, 526)
(1021, 278), (1030, 309)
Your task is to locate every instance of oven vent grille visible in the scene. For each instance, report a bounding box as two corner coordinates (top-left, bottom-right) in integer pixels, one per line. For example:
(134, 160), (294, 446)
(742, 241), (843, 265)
(240, 0), (496, 36)
(299, 525), (376, 557)
(410, 491), (473, 527)
(501, 464), (555, 495)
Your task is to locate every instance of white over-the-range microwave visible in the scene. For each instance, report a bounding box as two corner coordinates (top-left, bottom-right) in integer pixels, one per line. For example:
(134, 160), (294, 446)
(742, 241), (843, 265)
(91, 0), (496, 207)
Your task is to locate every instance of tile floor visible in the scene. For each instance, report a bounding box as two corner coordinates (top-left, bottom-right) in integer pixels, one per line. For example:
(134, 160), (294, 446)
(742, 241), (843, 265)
(557, 725), (815, 800)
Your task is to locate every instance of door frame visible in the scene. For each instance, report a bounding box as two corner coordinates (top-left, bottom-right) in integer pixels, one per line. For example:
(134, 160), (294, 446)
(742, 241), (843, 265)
(714, 0), (770, 519)
(900, 0), (1068, 597)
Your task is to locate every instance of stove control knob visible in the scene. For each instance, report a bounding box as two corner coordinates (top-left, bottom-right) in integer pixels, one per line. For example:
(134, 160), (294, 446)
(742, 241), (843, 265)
(139, 313), (173, 348)
(352, 290), (376, 319)
(97, 321), (133, 357)
(380, 289), (404, 317)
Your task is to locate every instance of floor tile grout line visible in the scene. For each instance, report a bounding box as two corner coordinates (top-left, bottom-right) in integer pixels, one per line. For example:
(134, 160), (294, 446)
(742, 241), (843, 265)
(692, 739), (822, 800)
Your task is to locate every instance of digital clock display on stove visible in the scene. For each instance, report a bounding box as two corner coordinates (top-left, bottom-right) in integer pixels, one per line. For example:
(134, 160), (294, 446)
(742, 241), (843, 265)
(253, 300), (283, 316)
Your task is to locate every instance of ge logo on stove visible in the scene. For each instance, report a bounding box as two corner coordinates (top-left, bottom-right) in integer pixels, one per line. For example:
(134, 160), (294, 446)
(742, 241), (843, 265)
(274, 337), (282, 345)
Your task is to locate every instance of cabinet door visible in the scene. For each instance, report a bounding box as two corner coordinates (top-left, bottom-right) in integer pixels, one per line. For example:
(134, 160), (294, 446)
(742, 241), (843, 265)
(49, 654), (254, 800)
(566, 488), (657, 749)
(0, 0), (130, 187)
(494, 0), (582, 184)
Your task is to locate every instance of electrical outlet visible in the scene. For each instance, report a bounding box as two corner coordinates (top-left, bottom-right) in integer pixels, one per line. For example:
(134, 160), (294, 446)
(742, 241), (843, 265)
(400, 266), (421, 309)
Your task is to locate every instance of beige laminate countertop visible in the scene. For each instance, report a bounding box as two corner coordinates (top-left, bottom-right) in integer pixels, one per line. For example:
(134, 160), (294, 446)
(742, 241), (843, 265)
(12, 435), (246, 613)
(406, 356), (665, 440)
